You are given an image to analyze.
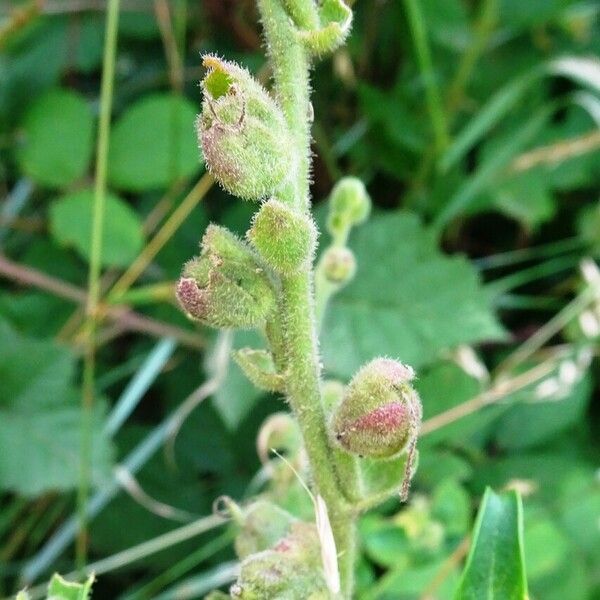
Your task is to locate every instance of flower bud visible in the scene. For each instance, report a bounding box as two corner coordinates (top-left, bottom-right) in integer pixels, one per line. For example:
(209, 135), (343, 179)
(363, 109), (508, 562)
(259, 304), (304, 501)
(327, 177), (371, 239)
(330, 358), (421, 459)
(321, 247), (356, 284)
(176, 225), (275, 329)
(235, 500), (297, 559)
(198, 56), (292, 201)
(248, 199), (317, 273)
(231, 522), (327, 599)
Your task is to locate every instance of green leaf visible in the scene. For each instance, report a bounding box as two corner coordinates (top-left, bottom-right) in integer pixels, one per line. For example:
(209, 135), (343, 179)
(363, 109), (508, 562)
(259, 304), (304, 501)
(108, 93), (201, 191)
(0, 322), (113, 496)
(322, 213), (505, 379)
(50, 189), (144, 268)
(47, 573), (94, 600)
(455, 488), (528, 600)
(16, 88), (95, 188)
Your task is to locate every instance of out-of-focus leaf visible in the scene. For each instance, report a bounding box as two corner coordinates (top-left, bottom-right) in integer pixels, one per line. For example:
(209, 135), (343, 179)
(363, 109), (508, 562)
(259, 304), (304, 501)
(16, 89), (94, 187)
(50, 189), (144, 268)
(360, 514), (410, 568)
(492, 171), (556, 230)
(211, 330), (266, 430)
(322, 213), (505, 379)
(454, 488), (527, 600)
(108, 94), (201, 191)
(431, 479), (471, 537)
(47, 573), (94, 600)
(494, 374), (592, 449)
(0, 322), (113, 495)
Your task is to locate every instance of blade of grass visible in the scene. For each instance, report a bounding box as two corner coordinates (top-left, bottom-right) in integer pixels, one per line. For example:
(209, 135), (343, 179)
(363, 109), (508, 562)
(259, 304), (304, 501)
(402, 0), (449, 152)
(78, 0), (121, 571)
(121, 530), (234, 600)
(20, 332), (231, 585)
(153, 562), (239, 600)
(104, 338), (176, 436)
(19, 515), (227, 600)
(474, 237), (584, 270)
(433, 102), (556, 233)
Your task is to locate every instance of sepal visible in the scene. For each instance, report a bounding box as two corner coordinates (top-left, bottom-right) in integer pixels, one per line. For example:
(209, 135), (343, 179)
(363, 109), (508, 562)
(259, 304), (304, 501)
(233, 348), (286, 392)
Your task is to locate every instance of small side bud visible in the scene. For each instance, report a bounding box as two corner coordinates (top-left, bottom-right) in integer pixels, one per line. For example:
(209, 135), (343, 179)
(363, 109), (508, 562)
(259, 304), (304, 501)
(299, 0), (353, 57)
(198, 56), (292, 201)
(233, 348), (286, 392)
(256, 412), (301, 466)
(248, 198), (317, 273)
(321, 246), (356, 284)
(330, 358), (421, 459)
(327, 176), (371, 239)
(176, 225), (275, 329)
(234, 500), (297, 559)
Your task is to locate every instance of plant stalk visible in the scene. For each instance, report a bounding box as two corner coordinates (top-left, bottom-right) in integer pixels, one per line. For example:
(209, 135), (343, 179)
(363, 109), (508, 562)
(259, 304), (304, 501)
(257, 0), (358, 595)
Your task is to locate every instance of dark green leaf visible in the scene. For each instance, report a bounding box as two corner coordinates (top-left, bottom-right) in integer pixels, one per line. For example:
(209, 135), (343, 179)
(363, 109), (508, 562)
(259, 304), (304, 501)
(322, 213), (505, 379)
(455, 488), (528, 600)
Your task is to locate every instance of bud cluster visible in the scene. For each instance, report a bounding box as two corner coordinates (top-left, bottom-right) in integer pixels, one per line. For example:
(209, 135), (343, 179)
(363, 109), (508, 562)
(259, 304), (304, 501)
(176, 225), (275, 329)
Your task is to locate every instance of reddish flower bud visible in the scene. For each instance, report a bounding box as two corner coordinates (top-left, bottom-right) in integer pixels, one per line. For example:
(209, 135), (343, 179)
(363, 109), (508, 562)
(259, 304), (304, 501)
(330, 358), (421, 459)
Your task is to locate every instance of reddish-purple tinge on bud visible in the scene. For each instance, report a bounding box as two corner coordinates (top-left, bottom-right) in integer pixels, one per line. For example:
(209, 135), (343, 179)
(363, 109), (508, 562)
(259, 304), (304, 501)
(350, 401), (408, 436)
(176, 277), (208, 320)
(329, 357), (421, 459)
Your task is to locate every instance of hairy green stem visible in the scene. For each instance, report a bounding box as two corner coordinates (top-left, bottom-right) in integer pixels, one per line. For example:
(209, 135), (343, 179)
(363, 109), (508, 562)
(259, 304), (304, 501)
(257, 0), (359, 595)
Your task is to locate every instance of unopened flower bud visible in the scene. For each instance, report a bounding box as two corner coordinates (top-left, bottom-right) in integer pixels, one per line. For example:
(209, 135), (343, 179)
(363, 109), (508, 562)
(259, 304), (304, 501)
(321, 246), (356, 284)
(235, 500), (297, 559)
(198, 56), (292, 201)
(176, 225), (275, 329)
(248, 198), (317, 273)
(330, 358), (421, 459)
(231, 522), (327, 599)
(327, 176), (371, 238)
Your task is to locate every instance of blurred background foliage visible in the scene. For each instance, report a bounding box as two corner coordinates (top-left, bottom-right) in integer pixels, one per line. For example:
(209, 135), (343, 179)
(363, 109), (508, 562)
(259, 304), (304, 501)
(0, 0), (599, 598)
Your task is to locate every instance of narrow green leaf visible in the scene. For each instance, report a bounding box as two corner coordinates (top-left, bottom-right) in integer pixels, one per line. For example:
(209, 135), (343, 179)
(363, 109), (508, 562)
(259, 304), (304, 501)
(455, 488), (528, 600)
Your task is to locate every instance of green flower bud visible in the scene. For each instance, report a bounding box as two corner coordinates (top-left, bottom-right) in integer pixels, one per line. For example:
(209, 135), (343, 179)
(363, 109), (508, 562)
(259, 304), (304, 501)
(321, 247), (356, 284)
(330, 358), (421, 459)
(233, 348), (286, 392)
(231, 523), (328, 599)
(248, 199), (317, 273)
(234, 500), (297, 559)
(326, 177), (371, 239)
(176, 225), (275, 329)
(198, 56), (292, 201)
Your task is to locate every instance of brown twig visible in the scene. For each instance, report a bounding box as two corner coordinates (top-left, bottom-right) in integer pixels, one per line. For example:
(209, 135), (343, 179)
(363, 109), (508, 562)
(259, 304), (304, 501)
(509, 129), (600, 173)
(0, 253), (204, 350)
